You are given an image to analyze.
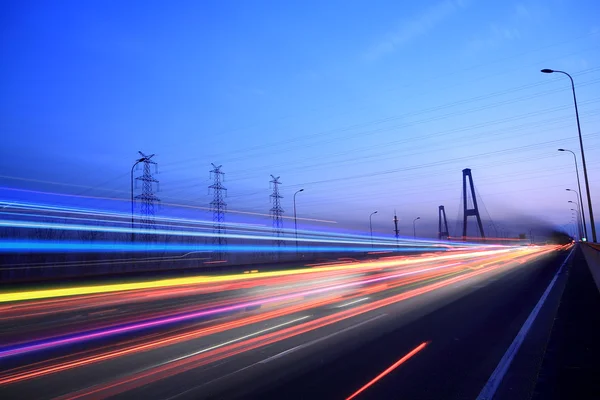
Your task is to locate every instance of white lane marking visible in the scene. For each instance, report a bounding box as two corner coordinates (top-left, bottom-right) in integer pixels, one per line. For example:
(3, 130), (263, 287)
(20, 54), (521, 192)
(336, 297), (370, 308)
(167, 313), (388, 399)
(259, 313), (386, 364)
(164, 315), (311, 365)
(476, 247), (575, 400)
(164, 363), (258, 400)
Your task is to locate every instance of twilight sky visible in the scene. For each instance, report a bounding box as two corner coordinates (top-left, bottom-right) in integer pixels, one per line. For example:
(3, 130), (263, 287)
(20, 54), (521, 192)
(1, 0), (599, 239)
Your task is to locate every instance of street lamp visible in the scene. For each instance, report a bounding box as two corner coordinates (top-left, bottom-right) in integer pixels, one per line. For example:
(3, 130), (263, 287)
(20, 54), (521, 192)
(369, 211), (378, 248)
(543, 69), (596, 242)
(131, 154), (149, 242)
(529, 229), (533, 245)
(566, 188), (585, 240)
(568, 199), (584, 239)
(569, 220), (577, 239)
(413, 217), (421, 239)
(293, 189), (304, 253)
(571, 208), (582, 240)
(559, 149), (588, 239)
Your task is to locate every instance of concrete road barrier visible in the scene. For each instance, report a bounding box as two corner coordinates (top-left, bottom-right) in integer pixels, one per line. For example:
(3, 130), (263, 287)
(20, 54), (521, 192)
(582, 243), (600, 292)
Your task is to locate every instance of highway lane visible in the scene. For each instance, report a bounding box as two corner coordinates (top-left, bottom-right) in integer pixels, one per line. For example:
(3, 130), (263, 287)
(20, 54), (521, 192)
(0, 245), (568, 399)
(133, 247), (570, 400)
(249, 249), (571, 400)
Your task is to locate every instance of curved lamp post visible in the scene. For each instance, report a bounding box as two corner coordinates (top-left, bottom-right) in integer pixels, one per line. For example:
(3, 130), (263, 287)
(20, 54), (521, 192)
(559, 149), (588, 240)
(369, 211), (378, 248)
(413, 217), (421, 239)
(543, 69), (596, 242)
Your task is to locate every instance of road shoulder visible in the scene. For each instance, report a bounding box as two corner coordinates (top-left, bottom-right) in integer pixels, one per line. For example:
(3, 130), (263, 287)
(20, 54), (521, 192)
(529, 245), (600, 400)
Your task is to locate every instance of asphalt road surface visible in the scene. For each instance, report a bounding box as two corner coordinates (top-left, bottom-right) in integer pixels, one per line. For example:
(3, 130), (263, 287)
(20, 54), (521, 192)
(0, 245), (572, 400)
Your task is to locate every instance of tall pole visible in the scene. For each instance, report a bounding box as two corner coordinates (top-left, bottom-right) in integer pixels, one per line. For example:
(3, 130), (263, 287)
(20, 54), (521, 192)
(560, 149), (588, 240)
(529, 229), (533, 244)
(543, 69), (596, 242)
(413, 216), (420, 239)
(369, 211), (378, 248)
(130, 156), (146, 242)
(393, 211), (400, 248)
(293, 189), (304, 254)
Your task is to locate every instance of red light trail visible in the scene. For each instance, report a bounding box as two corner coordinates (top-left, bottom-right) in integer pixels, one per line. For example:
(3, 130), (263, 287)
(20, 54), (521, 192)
(0, 245), (561, 399)
(345, 341), (430, 400)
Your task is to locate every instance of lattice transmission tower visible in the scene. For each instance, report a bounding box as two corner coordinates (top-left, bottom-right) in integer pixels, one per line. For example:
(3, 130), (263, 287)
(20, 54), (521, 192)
(270, 175), (284, 247)
(209, 163), (227, 248)
(134, 151), (159, 235)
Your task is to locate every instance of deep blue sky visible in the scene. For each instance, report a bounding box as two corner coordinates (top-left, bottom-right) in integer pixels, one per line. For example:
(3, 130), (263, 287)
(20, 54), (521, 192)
(1, 0), (599, 238)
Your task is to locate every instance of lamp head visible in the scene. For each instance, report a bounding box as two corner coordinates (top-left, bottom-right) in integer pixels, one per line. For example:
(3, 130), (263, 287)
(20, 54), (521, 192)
(541, 69), (554, 73)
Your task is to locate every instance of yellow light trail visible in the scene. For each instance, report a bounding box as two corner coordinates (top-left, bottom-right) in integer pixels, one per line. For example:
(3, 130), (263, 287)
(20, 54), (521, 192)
(0, 247), (536, 303)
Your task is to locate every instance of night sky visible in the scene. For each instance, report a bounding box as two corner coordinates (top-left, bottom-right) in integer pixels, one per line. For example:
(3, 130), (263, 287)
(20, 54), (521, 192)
(1, 0), (599, 238)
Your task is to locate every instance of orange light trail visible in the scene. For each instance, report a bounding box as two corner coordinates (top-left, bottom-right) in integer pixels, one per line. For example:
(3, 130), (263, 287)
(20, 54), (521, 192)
(0, 245), (563, 400)
(345, 341), (429, 400)
(0, 295), (343, 385)
(50, 247), (554, 399)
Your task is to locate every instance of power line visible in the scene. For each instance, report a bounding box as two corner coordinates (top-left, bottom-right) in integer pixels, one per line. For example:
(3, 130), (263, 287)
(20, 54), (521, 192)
(475, 185), (497, 238)
(163, 136), (600, 212)
(160, 65), (600, 169)
(222, 99), (600, 182)
(279, 129), (600, 189)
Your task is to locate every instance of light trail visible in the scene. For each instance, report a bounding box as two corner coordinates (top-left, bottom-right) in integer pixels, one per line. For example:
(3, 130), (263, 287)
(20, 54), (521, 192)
(0, 239), (433, 253)
(0, 262), (463, 358)
(0, 297), (339, 385)
(0, 189), (338, 224)
(0, 245), (559, 400)
(345, 341), (429, 400)
(0, 248), (518, 303)
(0, 248), (552, 354)
(0, 199), (501, 259)
(164, 315), (312, 364)
(53, 248), (552, 400)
